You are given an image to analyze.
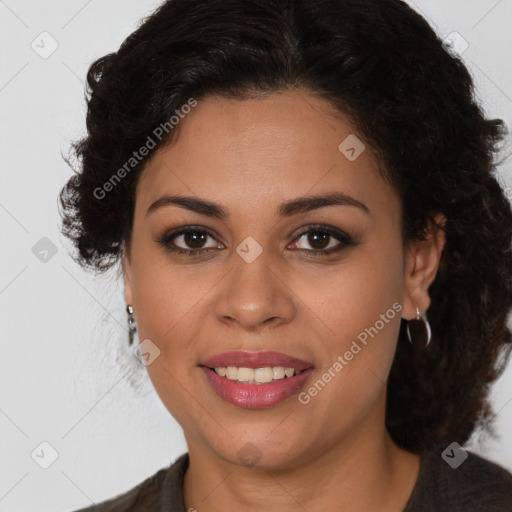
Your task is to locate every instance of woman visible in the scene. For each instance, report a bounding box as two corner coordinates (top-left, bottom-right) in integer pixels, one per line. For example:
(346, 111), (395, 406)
(59, 0), (512, 510)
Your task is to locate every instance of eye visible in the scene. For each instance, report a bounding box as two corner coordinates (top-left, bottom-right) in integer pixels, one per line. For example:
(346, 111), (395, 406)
(289, 224), (354, 256)
(156, 226), (222, 256)
(155, 224), (354, 257)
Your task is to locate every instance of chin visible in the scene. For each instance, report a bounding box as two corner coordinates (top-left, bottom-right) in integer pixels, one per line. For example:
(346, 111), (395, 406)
(209, 431), (309, 470)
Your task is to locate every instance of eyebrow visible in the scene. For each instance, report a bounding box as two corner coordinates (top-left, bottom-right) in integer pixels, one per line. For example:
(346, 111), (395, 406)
(146, 192), (370, 219)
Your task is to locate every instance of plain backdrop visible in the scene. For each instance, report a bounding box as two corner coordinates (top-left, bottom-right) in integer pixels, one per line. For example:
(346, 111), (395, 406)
(0, 1), (511, 511)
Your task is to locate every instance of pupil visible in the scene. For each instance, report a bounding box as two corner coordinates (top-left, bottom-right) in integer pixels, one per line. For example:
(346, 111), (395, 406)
(185, 232), (206, 248)
(309, 232), (329, 249)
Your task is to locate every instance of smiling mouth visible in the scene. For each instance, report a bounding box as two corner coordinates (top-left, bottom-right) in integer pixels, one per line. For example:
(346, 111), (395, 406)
(206, 365), (306, 384)
(199, 364), (315, 408)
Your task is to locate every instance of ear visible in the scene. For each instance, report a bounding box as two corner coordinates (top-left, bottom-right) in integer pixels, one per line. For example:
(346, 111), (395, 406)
(402, 212), (446, 320)
(122, 245), (134, 310)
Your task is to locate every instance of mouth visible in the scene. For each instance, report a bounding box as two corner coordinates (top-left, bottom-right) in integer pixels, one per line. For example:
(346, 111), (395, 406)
(206, 365), (307, 384)
(199, 350), (315, 408)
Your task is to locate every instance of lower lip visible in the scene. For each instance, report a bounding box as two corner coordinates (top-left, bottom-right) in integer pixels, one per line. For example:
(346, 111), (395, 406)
(200, 366), (314, 409)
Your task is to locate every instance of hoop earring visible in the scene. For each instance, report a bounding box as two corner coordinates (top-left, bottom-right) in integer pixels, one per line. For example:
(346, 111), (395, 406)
(406, 306), (431, 349)
(126, 304), (137, 346)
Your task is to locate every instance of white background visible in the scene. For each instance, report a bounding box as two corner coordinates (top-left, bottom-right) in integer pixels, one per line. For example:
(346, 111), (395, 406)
(0, 1), (511, 511)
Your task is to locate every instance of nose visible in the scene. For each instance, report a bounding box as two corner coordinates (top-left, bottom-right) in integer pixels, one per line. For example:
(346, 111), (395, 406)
(214, 250), (296, 332)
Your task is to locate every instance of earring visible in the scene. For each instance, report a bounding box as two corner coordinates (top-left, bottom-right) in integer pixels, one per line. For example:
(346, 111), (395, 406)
(406, 306), (431, 349)
(126, 304), (137, 346)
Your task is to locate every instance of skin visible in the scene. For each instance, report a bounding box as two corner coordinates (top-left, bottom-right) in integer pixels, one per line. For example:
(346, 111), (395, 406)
(122, 90), (446, 511)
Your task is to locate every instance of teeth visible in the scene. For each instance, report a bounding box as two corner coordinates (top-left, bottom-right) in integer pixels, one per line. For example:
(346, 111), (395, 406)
(273, 367), (285, 379)
(284, 367), (294, 377)
(213, 366), (299, 383)
(254, 367), (273, 383)
(226, 366), (238, 380)
(237, 367), (255, 382)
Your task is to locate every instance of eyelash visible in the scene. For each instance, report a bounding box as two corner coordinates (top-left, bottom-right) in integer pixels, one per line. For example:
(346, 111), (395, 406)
(155, 224), (354, 258)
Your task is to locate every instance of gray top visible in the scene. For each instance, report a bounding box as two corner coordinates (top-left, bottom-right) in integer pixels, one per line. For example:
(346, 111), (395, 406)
(71, 445), (512, 511)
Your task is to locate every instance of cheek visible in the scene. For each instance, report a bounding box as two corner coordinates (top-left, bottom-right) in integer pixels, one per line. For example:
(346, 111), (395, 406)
(128, 255), (203, 427)
(131, 275), (203, 369)
(307, 241), (404, 345)
(129, 239), (206, 342)
(305, 237), (404, 392)
(127, 244), (229, 403)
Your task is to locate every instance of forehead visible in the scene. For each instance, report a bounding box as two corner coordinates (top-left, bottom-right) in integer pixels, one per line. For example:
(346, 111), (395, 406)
(136, 90), (398, 221)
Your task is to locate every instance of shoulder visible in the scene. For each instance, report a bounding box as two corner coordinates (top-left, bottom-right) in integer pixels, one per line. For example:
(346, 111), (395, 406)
(69, 453), (189, 512)
(405, 444), (512, 511)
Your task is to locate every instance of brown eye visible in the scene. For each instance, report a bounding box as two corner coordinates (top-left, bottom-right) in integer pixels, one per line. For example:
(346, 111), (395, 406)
(305, 231), (331, 250)
(180, 231), (208, 249)
(289, 225), (354, 256)
(156, 226), (222, 256)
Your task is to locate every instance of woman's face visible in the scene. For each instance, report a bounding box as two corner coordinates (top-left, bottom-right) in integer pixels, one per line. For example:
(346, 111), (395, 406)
(123, 90), (437, 468)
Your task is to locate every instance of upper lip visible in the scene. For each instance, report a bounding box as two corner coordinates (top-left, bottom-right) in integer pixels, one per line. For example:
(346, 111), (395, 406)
(200, 350), (314, 370)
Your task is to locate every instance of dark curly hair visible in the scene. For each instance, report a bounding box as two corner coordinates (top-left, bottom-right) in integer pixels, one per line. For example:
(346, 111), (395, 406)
(58, 0), (512, 454)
